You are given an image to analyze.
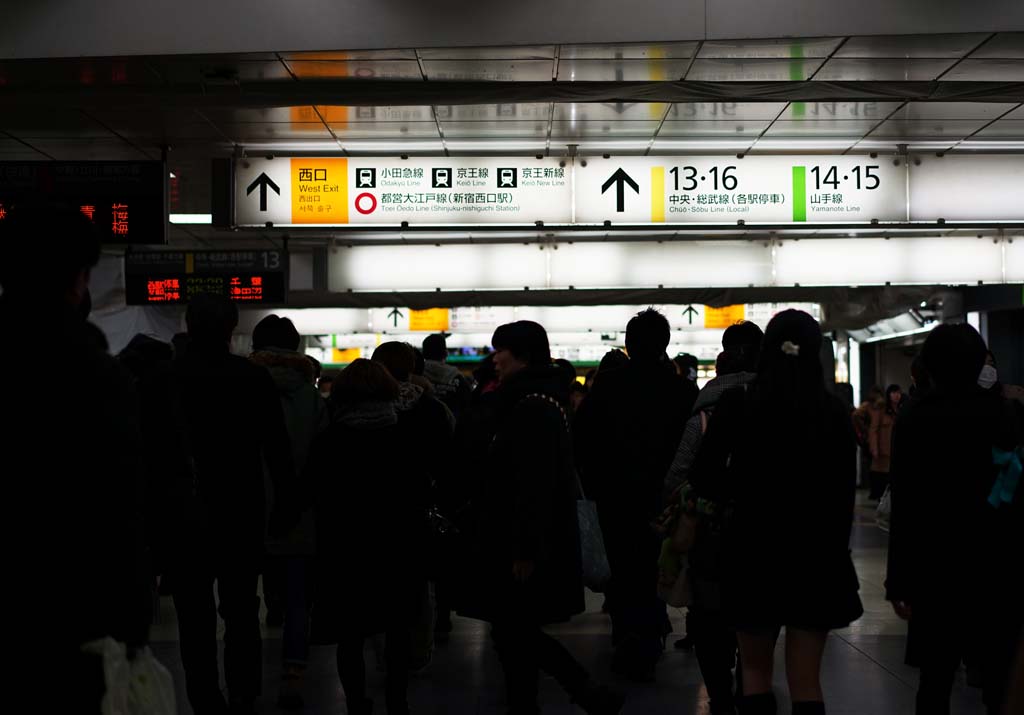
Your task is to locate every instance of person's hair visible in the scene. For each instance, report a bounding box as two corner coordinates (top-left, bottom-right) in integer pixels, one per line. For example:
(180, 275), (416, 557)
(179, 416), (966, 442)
(834, 382), (855, 409)
(920, 323), (987, 392)
(673, 353), (699, 377)
(252, 314), (300, 352)
(554, 358), (577, 387)
(599, 349), (630, 374)
(185, 292), (238, 344)
(473, 353), (497, 386)
(372, 341), (416, 382)
(318, 373), (335, 390)
(884, 384), (902, 415)
(491, 321), (551, 367)
(0, 202), (101, 302)
(412, 347), (426, 376)
(985, 350), (997, 366)
(331, 358), (400, 405)
(755, 309), (825, 415)
(117, 334), (173, 380)
(569, 382), (588, 396)
(307, 355), (322, 380)
(625, 308), (671, 361)
(422, 333), (448, 361)
(721, 321), (764, 373)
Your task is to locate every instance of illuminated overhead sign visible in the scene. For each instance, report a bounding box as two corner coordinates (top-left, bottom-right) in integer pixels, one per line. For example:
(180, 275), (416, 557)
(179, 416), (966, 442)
(575, 155), (906, 224)
(234, 154), (1024, 227)
(125, 250), (287, 305)
(0, 161), (166, 244)
(234, 157), (571, 226)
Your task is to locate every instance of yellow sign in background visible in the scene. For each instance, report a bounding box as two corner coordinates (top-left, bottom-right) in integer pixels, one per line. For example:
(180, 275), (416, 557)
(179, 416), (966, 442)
(291, 157), (348, 224)
(704, 305), (746, 329)
(409, 308), (450, 332)
(330, 347), (361, 364)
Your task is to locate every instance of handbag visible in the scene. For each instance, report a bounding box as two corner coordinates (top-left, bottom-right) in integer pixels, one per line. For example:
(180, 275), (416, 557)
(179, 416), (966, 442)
(520, 392), (612, 593)
(657, 539), (691, 608)
(576, 485), (612, 592)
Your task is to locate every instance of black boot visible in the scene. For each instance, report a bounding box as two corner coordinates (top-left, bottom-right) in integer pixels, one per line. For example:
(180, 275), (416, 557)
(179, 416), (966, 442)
(791, 701), (825, 715)
(572, 682), (626, 715)
(738, 692), (777, 715)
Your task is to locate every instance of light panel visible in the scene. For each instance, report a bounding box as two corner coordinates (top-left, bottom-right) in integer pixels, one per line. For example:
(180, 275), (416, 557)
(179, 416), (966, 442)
(775, 237), (1005, 286)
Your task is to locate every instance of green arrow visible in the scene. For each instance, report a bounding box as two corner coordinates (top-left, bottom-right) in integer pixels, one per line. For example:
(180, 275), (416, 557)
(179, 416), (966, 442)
(682, 305), (699, 325)
(388, 307), (404, 327)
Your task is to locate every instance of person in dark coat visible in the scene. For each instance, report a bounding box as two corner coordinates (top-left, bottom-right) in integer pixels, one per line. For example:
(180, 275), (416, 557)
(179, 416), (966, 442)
(690, 310), (863, 715)
(249, 315), (330, 710)
(886, 324), (1021, 715)
(1, 205), (151, 714)
(463, 320), (623, 715)
(665, 320), (764, 714)
(574, 308), (693, 681)
(308, 359), (431, 715)
(144, 293), (296, 715)
(372, 341), (456, 653)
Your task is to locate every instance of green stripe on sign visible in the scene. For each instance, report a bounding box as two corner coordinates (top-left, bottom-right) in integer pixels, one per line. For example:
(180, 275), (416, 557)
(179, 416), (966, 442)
(792, 166), (807, 222)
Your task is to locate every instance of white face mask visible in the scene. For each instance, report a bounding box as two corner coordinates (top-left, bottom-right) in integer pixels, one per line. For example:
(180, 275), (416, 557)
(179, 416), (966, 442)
(978, 365), (998, 390)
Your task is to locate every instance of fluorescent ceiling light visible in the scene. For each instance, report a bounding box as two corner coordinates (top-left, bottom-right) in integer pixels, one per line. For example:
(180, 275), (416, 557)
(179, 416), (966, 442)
(445, 140), (547, 152)
(753, 139), (855, 151)
(169, 213), (213, 224)
(863, 323), (938, 343)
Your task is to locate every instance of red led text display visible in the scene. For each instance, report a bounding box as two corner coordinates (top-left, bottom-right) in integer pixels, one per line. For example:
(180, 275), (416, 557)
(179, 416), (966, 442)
(126, 250), (287, 305)
(0, 161), (165, 244)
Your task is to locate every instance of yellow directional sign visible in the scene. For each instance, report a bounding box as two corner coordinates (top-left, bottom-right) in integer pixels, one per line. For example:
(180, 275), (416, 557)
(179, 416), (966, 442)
(704, 305), (746, 328)
(409, 308), (450, 332)
(291, 157), (347, 224)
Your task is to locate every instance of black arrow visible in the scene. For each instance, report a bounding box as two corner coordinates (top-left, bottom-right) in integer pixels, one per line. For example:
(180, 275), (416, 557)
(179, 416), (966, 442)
(682, 305), (699, 325)
(601, 168), (640, 213)
(246, 172), (280, 212)
(388, 307), (404, 327)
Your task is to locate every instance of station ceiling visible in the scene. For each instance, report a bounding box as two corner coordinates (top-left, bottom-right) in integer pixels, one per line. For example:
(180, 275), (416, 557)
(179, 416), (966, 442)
(2, 32), (1022, 162)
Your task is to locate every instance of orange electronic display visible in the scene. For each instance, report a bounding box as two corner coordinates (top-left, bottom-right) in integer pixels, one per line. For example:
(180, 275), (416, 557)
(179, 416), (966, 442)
(0, 161), (166, 244)
(125, 250), (287, 305)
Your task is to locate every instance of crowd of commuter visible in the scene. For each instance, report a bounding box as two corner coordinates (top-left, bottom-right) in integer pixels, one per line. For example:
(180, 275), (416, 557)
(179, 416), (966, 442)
(2, 206), (1022, 715)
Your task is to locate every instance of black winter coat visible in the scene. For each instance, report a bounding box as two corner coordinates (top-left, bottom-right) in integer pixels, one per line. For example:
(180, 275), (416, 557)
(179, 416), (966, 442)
(310, 403), (432, 637)
(142, 341), (295, 562)
(460, 366), (585, 625)
(885, 386), (1019, 609)
(691, 386), (863, 631)
(574, 359), (692, 521)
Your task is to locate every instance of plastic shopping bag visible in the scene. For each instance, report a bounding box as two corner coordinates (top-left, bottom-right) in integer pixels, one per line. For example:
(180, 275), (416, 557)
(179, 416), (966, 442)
(81, 637), (176, 715)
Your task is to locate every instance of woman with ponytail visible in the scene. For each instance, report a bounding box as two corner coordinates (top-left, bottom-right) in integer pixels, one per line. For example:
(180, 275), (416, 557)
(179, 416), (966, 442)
(689, 310), (863, 715)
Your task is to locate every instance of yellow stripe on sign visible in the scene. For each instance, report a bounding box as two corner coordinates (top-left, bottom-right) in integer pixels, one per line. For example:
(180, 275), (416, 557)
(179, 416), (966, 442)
(651, 166), (665, 222)
(185, 253), (194, 274)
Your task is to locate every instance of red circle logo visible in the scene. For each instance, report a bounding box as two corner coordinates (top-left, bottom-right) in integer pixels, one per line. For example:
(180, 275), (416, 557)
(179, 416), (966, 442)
(354, 192), (377, 215)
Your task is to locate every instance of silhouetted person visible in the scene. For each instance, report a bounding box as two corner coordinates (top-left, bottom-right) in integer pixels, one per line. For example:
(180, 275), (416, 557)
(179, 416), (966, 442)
(422, 333), (472, 418)
(868, 384), (903, 500)
(690, 310), (863, 715)
(575, 309), (693, 681)
(886, 324), (1020, 715)
(308, 359), (431, 715)
(249, 314), (329, 709)
(1, 205), (150, 714)
(372, 341), (455, 652)
(463, 321), (623, 714)
(664, 320), (764, 714)
(148, 293), (296, 715)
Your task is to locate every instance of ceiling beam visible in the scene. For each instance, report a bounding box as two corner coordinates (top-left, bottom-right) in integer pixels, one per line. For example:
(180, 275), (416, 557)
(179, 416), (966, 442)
(3, 80), (1023, 111)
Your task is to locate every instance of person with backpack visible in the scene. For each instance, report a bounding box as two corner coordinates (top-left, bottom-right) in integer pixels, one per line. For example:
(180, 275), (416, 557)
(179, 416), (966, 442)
(689, 310), (863, 715)
(662, 320), (763, 715)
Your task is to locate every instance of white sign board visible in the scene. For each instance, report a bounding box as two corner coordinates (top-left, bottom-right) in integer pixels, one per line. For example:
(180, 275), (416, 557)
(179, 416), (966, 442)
(235, 157), (571, 226)
(574, 155), (906, 224)
(909, 155), (1024, 222)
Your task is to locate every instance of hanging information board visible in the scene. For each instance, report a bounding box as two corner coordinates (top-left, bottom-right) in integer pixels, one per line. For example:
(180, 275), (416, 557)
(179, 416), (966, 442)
(235, 157), (571, 226)
(125, 250), (287, 305)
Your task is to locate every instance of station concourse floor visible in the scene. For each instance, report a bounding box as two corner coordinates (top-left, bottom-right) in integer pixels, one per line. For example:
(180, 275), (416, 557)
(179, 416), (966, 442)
(150, 494), (989, 714)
